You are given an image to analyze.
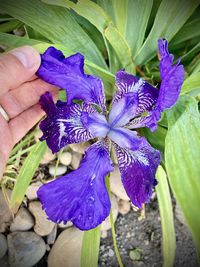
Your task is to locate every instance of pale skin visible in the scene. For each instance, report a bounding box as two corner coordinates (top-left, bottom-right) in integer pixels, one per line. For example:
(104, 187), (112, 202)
(0, 46), (58, 179)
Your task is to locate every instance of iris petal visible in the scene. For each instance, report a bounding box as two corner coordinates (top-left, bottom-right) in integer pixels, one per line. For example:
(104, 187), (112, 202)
(39, 92), (99, 153)
(114, 141), (161, 208)
(37, 47), (106, 111)
(109, 70), (158, 127)
(37, 141), (114, 230)
(108, 127), (145, 150)
(156, 38), (184, 112)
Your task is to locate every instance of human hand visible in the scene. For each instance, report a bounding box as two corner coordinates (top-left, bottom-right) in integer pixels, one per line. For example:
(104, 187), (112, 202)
(0, 46), (58, 179)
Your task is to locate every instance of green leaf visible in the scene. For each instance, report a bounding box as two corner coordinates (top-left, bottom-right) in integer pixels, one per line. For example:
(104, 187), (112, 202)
(0, 19), (22, 33)
(0, 0), (106, 68)
(142, 125), (167, 156)
(171, 17), (200, 45)
(10, 142), (47, 213)
(43, 0), (135, 72)
(0, 32), (42, 47)
(135, 0), (199, 64)
(81, 226), (101, 267)
(181, 42), (200, 63)
(181, 72), (200, 95)
(165, 96), (200, 262)
(156, 166), (176, 267)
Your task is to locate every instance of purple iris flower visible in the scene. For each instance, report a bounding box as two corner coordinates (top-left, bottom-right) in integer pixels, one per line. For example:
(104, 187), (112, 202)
(36, 39), (184, 231)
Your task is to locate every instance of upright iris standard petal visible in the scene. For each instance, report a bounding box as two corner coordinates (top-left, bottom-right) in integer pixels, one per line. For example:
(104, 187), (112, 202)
(109, 70), (159, 127)
(39, 92), (100, 153)
(37, 47), (106, 111)
(128, 39), (184, 131)
(156, 38), (184, 112)
(114, 141), (161, 208)
(37, 141), (114, 231)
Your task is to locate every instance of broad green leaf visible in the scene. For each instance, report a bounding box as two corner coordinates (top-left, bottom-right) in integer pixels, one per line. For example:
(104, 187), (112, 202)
(156, 166), (176, 267)
(81, 226), (101, 267)
(165, 96), (200, 261)
(0, 32), (42, 47)
(0, 0), (106, 68)
(10, 142), (47, 213)
(142, 125), (167, 156)
(98, 0), (153, 56)
(171, 17), (200, 45)
(181, 72), (200, 94)
(0, 19), (22, 33)
(43, 0), (135, 72)
(104, 24), (135, 72)
(135, 0), (199, 64)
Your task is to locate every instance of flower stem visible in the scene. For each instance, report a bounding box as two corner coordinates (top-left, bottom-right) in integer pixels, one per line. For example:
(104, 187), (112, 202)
(106, 175), (124, 267)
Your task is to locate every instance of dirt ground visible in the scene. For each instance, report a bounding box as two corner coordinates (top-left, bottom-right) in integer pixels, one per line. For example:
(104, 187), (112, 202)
(98, 199), (198, 267)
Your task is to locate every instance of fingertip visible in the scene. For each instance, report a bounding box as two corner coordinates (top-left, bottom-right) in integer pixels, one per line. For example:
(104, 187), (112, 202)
(10, 46), (41, 72)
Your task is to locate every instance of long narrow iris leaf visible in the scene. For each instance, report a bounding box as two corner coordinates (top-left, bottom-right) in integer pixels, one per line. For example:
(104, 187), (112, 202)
(42, 0), (135, 72)
(135, 0), (199, 64)
(165, 95), (200, 262)
(10, 142), (47, 213)
(81, 226), (101, 267)
(156, 166), (176, 267)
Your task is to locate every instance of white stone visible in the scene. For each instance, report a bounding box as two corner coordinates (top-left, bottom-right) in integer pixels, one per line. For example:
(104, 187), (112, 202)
(47, 225), (57, 245)
(101, 194), (118, 231)
(25, 181), (42, 201)
(0, 234), (7, 259)
(40, 148), (56, 164)
(110, 165), (130, 201)
(7, 231), (46, 267)
(108, 248), (114, 257)
(69, 142), (90, 154)
(59, 152), (72, 166)
(48, 227), (83, 267)
(118, 199), (131, 215)
(10, 207), (34, 232)
(71, 152), (82, 169)
(0, 190), (12, 233)
(29, 201), (55, 236)
(49, 165), (67, 176)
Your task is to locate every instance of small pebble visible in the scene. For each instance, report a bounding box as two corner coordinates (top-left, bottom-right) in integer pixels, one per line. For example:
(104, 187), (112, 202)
(69, 142), (90, 154)
(47, 225), (57, 245)
(118, 199), (131, 215)
(48, 228), (83, 267)
(7, 231), (46, 267)
(25, 182), (42, 201)
(59, 152), (72, 166)
(40, 149), (56, 164)
(0, 190), (12, 233)
(10, 207), (34, 232)
(49, 165), (67, 176)
(110, 166), (129, 201)
(108, 248), (114, 257)
(0, 234), (7, 259)
(71, 152), (82, 169)
(29, 201), (55, 236)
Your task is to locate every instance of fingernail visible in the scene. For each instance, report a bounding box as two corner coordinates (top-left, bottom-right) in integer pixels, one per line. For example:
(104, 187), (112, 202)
(10, 46), (41, 70)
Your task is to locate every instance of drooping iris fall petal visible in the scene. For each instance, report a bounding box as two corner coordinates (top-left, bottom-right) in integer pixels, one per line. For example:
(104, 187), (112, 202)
(37, 141), (114, 230)
(37, 47), (106, 111)
(39, 92), (101, 153)
(114, 141), (161, 208)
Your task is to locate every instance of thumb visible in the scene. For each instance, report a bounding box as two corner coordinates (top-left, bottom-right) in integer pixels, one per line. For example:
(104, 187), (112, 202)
(0, 46), (41, 96)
